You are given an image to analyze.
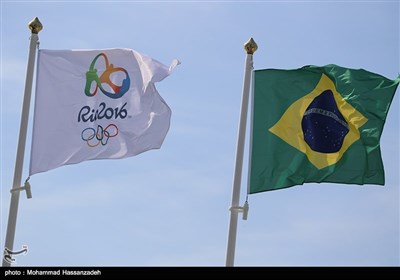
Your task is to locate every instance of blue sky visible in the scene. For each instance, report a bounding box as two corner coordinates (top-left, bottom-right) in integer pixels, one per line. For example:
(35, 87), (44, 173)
(1, 0), (399, 266)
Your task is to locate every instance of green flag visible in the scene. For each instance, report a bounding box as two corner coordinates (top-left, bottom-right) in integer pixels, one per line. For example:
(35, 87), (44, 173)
(250, 64), (399, 194)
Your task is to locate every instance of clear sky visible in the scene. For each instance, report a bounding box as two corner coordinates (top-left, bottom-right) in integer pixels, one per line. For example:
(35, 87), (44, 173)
(1, 0), (399, 266)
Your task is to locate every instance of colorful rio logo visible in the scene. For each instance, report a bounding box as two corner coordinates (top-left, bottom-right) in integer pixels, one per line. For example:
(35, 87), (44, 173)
(84, 53), (130, 99)
(81, 53), (131, 147)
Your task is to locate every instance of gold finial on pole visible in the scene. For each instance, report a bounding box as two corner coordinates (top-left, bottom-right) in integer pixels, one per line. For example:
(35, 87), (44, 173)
(244, 38), (257, 54)
(28, 17), (43, 34)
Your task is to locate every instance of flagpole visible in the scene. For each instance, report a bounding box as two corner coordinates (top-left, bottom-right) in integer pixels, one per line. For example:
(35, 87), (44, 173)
(225, 38), (257, 267)
(2, 17), (42, 267)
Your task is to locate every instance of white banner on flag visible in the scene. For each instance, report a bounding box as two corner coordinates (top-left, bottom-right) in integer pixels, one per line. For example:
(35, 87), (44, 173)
(30, 48), (178, 175)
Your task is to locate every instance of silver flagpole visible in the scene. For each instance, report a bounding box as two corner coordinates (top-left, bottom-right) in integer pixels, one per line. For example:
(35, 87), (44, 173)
(2, 17), (42, 267)
(225, 38), (257, 267)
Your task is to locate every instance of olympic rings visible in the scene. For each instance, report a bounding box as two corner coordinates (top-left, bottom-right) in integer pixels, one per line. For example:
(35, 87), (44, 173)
(81, 124), (119, 147)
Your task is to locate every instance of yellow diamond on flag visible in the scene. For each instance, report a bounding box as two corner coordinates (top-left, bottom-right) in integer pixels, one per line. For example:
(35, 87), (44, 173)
(269, 74), (368, 170)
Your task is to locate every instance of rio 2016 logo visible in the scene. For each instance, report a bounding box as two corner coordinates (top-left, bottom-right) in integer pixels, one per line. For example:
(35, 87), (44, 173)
(84, 53), (130, 99)
(79, 53), (131, 147)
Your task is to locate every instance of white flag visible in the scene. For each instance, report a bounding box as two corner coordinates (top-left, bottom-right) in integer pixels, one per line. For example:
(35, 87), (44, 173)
(30, 49), (178, 175)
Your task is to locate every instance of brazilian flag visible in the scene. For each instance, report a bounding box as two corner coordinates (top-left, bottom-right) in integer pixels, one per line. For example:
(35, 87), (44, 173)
(250, 64), (399, 194)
